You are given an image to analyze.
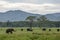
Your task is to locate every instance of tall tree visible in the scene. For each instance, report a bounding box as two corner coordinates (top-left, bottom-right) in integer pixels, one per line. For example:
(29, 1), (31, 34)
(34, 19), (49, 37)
(26, 16), (36, 29)
(37, 15), (49, 27)
(7, 20), (12, 27)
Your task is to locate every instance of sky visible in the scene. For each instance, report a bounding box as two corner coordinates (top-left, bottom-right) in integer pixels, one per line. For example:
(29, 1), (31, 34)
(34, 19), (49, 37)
(0, 0), (60, 15)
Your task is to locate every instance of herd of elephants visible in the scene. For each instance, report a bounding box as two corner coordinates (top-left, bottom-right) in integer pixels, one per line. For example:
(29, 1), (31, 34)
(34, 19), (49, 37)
(6, 28), (60, 34)
(6, 28), (33, 34)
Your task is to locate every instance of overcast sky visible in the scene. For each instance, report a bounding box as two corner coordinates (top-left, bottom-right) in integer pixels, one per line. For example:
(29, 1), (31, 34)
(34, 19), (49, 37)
(0, 0), (60, 14)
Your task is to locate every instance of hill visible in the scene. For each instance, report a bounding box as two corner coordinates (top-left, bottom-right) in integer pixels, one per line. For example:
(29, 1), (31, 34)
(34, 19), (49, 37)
(0, 10), (60, 22)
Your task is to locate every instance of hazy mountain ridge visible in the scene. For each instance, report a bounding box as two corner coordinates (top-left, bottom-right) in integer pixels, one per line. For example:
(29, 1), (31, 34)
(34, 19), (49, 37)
(0, 10), (40, 22)
(0, 10), (60, 22)
(45, 13), (60, 21)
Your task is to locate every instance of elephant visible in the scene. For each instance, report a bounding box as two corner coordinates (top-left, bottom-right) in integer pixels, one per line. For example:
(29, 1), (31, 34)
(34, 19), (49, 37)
(6, 28), (15, 34)
(27, 28), (33, 31)
(42, 28), (46, 31)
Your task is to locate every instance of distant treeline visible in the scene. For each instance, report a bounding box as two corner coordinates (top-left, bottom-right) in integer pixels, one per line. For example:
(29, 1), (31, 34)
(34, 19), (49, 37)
(0, 15), (60, 27)
(0, 21), (60, 27)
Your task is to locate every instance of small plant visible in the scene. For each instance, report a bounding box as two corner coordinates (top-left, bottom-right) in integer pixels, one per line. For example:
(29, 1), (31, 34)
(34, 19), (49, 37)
(21, 29), (23, 31)
(49, 29), (51, 31)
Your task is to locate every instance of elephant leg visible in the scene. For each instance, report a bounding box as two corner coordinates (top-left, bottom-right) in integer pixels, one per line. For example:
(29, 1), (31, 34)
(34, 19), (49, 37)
(10, 31), (12, 34)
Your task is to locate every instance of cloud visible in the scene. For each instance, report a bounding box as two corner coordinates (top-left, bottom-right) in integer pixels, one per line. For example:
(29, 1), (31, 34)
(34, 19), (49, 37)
(0, 0), (60, 14)
(2, 0), (60, 4)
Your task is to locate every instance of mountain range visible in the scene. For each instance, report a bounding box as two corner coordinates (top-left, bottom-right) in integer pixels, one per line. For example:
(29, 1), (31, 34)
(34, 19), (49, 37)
(0, 10), (60, 22)
(45, 13), (60, 21)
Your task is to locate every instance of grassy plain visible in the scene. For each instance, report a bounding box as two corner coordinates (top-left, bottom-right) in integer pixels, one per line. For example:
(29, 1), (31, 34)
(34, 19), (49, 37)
(0, 27), (60, 40)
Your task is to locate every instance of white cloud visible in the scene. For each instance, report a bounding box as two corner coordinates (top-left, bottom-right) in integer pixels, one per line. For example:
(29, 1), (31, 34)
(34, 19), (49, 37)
(0, 0), (60, 14)
(2, 0), (60, 4)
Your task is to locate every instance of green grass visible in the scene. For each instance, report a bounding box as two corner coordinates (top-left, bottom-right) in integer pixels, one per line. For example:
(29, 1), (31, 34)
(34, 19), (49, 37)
(0, 27), (60, 40)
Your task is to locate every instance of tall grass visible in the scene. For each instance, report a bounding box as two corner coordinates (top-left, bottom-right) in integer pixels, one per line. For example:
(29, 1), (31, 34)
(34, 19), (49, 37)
(0, 27), (60, 40)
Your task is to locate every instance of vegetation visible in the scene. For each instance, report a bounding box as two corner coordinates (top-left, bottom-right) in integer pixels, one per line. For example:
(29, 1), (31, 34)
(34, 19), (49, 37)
(0, 27), (60, 40)
(25, 16), (36, 29)
(0, 15), (60, 27)
(0, 15), (60, 40)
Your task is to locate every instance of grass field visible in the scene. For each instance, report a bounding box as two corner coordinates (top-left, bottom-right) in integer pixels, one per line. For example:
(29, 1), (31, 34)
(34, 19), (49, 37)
(0, 27), (60, 40)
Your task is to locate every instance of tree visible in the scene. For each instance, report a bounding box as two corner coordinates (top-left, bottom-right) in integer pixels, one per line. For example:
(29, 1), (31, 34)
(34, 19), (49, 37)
(39, 15), (48, 21)
(26, 16), (36, 29)
(7, 20), (12, 27)
(37, 15), (49, 27)
(7, 20), (10, 27)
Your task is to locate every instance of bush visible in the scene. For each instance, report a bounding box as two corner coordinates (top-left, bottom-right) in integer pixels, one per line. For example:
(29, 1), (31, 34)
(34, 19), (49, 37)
(49, 29), (51, 31)
(21, 29), (23, 31)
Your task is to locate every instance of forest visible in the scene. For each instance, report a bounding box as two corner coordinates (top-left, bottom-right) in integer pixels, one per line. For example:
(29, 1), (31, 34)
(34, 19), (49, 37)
(0, 15), (60, 27)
